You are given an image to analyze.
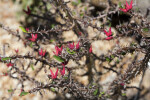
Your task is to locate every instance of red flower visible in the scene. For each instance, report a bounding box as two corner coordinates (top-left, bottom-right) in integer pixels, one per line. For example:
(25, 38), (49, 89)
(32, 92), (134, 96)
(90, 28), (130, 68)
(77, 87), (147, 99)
(60, 65), (65, 76)
(68, 41), (80, 50)
(120, 0), (133, 12)
(29, 34), (37, 42)
(68, 42), (75, 50)
(23, 6), (31, 15)
(7, 63), (14, 67)
(76, 41), (80, 50)
(104, 27), (113, 40)
(15, 49), (19, 53)
(50, 68), (58, 79)
(39, 48), (46, 57)
(89, 45), (92, 53)
(53, 46), (63, 56)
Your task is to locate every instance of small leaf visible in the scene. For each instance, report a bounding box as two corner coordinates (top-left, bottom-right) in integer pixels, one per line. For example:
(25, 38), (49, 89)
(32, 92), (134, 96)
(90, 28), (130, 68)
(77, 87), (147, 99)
(143, 28), (149, 32)
(64, 76), (68, 80)
(116, 59), (120, 64)
(51, 24), (55, 28)
(8, 89), (13, 92)
(118, 2), (123, 8)
(72, 2), (78, 6)
(66, 48), (76, 54)
(106, 57), (110, 62)
(30, 64), (34, 71)
(20, 91), (29, 96)
(109, 23), (111, 27)
(30, 42), (33, 47)
(93, 88), (98, 96)
(19, 26), (28, 33)
(89, 86), (92, 89)
(53, 55), (64, 62)
(1, 57), (11, 61)
(100, 92), (105, 95)
(111, 55), (115, 59)
(51, 87), (55, 92)
(122, 93), (126, 96)
(99, 94), (102, 97)
(80, 13), (84, 17)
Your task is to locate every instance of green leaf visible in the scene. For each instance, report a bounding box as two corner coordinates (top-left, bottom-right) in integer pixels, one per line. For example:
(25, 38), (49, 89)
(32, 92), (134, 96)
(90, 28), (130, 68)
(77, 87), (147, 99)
(143, 28), (149, 32)
(99, 94), (102, 97)
(51, 87), (55, 92)
(19, 26), (28, 33)
(1, 57), (11, 61)
(72, 0), (81, 6)
(66, 48), (76, 54)
(89, 86), (92, 89)
(72, 2), (78, 6)
(122, 93), (126, 96)
(30, 64), (34, 71)
(8, 89), (13, 92)
(100, 92), (105, 95)
(64, 76), (68, 80)
(80, 13), (84, 17)
(116, 59), (120, 64)
(118, 2), (123, 8)
(51, 24), (55, 28)
(53, 55), (64, 62)
(30, 42), (33, 47)
(109, 23), (111, 27)
(106, 57), (110, 62)
(93, 88), (98, 96)
(20, 91), (29, 96)
(111, 55), (115, 59)
(50, 39), (54, 43)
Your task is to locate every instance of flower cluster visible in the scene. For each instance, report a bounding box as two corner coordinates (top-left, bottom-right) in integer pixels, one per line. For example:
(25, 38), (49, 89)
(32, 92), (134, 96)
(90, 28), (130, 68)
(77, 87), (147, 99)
(49, 65), (66, 79)
(104, 27), (113, 40)
(29, 34), (37, 42)
(120, 0), (133, 12)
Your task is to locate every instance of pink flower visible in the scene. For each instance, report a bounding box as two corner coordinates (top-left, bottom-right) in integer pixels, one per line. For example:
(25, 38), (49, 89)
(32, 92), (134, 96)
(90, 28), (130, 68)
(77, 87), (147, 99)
(50, 68), (58, 79)
(76, 41), (80, 50)
(39, 48), (46, 57)
(68, 42), (75, 50)
(89, 45), (92, 53)
(104, 27), (113, 40)
(120, 0), (133, 12)
(7, 63), (14, 67)
(60, 65), (65, 76)
(29, 34), (37, 42)
(15, 49), (19, 53)
(53, 46), (63, 56)
(23, 6), (31, 15)
(68, 41), (80, 50)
